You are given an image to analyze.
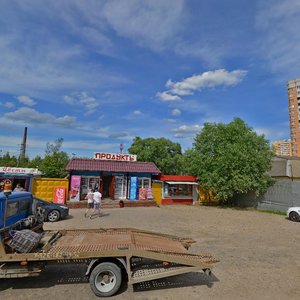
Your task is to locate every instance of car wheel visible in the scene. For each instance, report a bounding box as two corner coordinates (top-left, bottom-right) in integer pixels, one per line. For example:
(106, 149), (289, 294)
(289, 211), (300, 222)
(47, 210), (60, 222)
(89, 262), (122, 297)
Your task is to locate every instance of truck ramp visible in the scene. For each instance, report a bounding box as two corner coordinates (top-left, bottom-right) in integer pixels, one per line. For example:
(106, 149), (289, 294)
(45, 228), (218, 284)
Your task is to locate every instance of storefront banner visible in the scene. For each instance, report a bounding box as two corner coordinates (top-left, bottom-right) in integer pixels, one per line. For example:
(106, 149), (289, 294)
(54, 186), (66, 204)
(94, 152), (137, 162)
(70, 175), (81, 201)
(129, 177), (137, 200)
(0, 167), (41, 175)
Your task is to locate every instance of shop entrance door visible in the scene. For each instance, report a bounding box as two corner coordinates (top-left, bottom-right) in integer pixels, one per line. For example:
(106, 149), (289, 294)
(102, 175), (111, 198)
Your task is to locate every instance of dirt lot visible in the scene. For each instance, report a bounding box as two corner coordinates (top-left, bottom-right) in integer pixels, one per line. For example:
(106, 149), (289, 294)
(1, 205), (299, 300)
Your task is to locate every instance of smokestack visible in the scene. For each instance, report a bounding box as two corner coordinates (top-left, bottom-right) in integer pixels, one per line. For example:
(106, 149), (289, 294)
(19, 127), (27, 161)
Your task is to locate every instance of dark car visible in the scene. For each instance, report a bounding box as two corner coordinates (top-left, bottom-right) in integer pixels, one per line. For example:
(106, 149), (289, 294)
(33, 197), (69, 222)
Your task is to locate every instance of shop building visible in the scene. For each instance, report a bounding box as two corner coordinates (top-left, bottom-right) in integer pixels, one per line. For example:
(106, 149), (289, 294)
(65, 154), (161, 201)
(0, 167), (42, 192)
(154, 175), (199, 205)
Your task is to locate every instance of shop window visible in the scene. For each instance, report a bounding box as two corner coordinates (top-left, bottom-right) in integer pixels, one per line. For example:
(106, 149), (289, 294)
(164, 183), (193, 198)
(137, 177), (152, 200)
(138, 177), (150, 189)
(81, 177), (100, 198)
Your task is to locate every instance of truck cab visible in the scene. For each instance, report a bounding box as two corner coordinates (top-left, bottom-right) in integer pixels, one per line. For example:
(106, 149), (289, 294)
(0, 192), (33, 230)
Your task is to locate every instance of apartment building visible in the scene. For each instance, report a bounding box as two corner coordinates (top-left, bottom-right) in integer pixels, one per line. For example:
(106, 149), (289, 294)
(272, 140), (291, 157)
(287, 78), (300, 157)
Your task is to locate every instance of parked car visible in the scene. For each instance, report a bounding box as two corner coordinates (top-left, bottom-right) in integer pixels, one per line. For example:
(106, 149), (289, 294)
(34, 197), (69, 222)
(287, 207), (300, 222)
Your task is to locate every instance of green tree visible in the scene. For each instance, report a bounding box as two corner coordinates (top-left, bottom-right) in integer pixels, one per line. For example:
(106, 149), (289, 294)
(185, 118), (274, 202)
(128, 137), (184, 174)
(39, 138), (69, 178)
(0, 152), (18, 166)
(18, 156), (30, 167)
(27, 155), (43, 169)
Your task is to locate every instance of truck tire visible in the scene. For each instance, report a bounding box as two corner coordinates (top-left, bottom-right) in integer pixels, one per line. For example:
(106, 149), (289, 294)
(89, 262), (122, 297)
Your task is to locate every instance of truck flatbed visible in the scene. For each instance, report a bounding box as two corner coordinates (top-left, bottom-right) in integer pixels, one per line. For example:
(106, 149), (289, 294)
(0, 226), (218, 297)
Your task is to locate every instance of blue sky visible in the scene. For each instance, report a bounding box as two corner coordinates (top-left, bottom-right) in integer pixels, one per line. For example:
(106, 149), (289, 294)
(0, 0), (299, 159)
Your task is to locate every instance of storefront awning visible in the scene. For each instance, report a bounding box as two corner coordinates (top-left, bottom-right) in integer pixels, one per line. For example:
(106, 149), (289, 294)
(166, 181), (198, 185)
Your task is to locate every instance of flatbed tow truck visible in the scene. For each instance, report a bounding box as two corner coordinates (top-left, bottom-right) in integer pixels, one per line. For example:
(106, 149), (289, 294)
(0, 192), (219, 297)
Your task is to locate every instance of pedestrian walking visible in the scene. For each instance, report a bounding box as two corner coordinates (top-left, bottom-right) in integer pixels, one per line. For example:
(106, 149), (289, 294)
(90, 188), (102, 219)
(84, 189), (94, 218)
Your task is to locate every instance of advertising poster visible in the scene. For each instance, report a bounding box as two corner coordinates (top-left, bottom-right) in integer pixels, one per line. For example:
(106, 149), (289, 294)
(146, 187), (154, 200)
(54, 186), (66, 204)
(70, 175), (81, 201)
(139, 188), (146, 200)
(0, 178), (12, 192)
(129, 176), (137, 200)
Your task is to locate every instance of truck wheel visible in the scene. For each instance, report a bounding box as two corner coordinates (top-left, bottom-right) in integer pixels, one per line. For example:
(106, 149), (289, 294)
(47, 210), (60, 222)
(89, 262), (122, 297)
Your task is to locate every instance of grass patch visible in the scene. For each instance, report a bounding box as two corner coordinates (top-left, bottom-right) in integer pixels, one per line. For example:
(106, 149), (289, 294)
(256, 209), (286, 216)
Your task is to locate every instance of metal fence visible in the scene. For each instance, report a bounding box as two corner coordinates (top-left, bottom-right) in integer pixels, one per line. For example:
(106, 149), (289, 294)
(231, 179), (300, 211)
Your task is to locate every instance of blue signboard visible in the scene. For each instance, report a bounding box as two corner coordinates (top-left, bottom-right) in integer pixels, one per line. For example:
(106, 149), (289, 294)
(129, 177), (137, 200)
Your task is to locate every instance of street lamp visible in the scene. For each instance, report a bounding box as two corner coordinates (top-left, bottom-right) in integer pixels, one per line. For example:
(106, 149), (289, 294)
(3, 181), (12, 228)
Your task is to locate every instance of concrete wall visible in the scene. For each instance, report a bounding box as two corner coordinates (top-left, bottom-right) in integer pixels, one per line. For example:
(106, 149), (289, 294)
(231, 179), (300, 211)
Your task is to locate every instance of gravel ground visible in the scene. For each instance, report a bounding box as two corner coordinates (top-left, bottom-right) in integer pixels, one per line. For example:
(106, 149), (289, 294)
(1, 205), (299, 300)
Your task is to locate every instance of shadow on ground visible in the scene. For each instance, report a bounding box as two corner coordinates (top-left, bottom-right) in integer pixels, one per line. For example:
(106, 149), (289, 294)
(134, 272), (219, 292)
(0, 264), (218, 295)
(0, 264), (88, 292)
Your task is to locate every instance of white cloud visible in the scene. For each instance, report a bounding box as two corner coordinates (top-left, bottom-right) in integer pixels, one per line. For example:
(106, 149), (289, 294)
(165, 69), (247, 97)
(0, 134), (124, 158)
(163, 118), (177, 123)
(256, 0), (300, 77)
(172, 124), (202, 134)
(101, 0), (185, 51)
(0, 2), (129, 99)
(0, 101), (15, 108)
(156, 91), (181, 101)
(254, 126), (288, 142)
(17, 96), (36, 106)
(108, 132), (129, 139)
(171, 108), (181, 116)
(54, 115), (77, 127)
(1, 107), (77, 128)
(133, 110), (143, 115)
(171, 124), (203, 139)
(64, 92), (99, 114)
(174, 42), (226, 68)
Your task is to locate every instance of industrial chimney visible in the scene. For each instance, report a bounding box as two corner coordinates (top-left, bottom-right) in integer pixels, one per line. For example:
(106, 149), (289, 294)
(19, 127), (27, 161)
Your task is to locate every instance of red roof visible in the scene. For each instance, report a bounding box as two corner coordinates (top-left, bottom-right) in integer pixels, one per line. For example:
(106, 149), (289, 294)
(66, 158), (161, 174)
(158, 174), (197, 182)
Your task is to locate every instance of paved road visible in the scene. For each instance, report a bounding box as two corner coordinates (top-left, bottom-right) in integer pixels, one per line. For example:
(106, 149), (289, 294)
(1, 205), (299, 299)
